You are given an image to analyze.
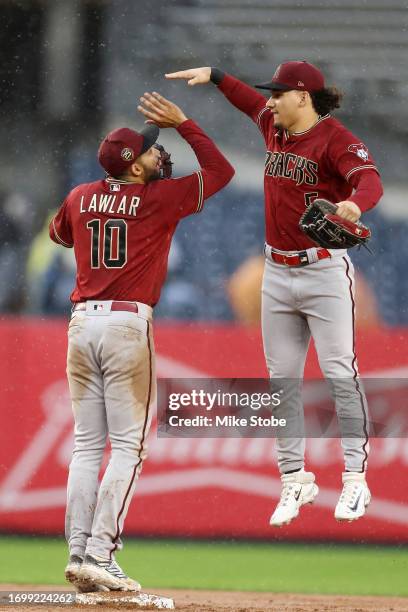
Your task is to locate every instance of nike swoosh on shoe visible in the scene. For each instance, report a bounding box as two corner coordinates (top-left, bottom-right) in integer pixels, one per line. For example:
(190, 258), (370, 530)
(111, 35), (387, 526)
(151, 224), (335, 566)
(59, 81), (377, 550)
(348, 491), (363, 512)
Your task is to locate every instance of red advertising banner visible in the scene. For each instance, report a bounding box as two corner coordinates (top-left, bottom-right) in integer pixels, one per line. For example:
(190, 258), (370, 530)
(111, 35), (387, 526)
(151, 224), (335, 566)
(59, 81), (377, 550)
(0, 318), (407, 542)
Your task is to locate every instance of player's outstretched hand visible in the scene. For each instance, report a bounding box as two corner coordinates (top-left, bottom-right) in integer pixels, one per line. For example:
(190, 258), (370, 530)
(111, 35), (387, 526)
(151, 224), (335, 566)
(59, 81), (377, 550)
(137, 92), (188, 128)
(165, 67), (211, 86)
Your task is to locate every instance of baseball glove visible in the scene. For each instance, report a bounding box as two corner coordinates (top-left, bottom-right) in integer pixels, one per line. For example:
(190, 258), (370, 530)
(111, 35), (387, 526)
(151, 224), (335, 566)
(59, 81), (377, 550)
(299, 198), (371, 250)
(154, 144), (173, 179)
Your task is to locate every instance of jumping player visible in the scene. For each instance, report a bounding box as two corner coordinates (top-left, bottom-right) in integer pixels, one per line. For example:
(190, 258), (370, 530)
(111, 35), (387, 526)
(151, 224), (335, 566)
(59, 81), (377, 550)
(50, 93), (234, 591)
(166, 63), (383, 526)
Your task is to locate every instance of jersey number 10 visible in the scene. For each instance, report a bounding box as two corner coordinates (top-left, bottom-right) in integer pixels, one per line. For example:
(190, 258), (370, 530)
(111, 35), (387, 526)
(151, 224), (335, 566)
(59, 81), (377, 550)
(86, 219), (127, 269)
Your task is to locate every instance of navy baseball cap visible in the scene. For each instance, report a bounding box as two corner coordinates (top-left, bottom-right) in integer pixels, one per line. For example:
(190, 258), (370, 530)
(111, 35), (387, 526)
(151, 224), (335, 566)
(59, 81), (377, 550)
(98, 124), (160, 177)
(255, 61), (325, 93)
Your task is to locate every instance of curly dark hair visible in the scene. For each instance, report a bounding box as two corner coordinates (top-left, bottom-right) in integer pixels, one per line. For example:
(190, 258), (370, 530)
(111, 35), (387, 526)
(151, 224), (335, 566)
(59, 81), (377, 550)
(310, 86), (343, 116)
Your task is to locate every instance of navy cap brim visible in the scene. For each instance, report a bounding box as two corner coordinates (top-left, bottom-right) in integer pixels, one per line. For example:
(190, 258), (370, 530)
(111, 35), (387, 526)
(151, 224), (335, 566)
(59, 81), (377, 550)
(254, 81), (292, 91)
(140, 124), (160, 155)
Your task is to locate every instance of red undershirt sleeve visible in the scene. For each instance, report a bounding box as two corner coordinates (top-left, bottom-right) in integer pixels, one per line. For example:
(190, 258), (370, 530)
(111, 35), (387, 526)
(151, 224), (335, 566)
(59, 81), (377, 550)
(157, 119), (235, 222)
(347, 169), (384, 212)
(214, 71), (273, 136)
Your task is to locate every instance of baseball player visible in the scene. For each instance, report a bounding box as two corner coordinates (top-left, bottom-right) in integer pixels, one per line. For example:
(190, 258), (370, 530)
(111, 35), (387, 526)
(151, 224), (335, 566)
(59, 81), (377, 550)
(166, 63), (383, 526)
(50, 92), (234, 591)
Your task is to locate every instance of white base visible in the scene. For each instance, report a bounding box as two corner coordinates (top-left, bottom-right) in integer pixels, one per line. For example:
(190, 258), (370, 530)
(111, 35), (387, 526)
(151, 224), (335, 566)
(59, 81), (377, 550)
(76, 591), (175, 609)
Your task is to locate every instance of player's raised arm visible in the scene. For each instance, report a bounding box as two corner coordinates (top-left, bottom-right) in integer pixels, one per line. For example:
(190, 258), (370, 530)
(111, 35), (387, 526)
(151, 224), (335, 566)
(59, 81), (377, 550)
(138, 92), (234, 198)
(166, 67), (268, 127)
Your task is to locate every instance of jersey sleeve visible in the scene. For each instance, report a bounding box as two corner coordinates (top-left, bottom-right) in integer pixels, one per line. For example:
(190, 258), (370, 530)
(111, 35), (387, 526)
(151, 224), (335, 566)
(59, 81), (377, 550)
(155, 172), (206, 223)
(49, 198), (74, 247)
(327, 128), (379, 183)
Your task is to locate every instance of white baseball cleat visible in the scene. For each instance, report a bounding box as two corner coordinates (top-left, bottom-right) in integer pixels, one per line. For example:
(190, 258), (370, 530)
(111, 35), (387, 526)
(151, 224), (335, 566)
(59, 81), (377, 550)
(78, 554), (141, 592)
(269, 469), (319, 527)
(65, 554), (109, 593)
(335, 471), (371, 522)
(65, 554), (83, 586)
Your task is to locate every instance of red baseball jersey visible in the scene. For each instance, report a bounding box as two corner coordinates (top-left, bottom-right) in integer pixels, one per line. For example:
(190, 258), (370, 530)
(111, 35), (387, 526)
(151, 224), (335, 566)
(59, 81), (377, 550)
(49, 119), (234, 305)
(217, 74), (383, 250)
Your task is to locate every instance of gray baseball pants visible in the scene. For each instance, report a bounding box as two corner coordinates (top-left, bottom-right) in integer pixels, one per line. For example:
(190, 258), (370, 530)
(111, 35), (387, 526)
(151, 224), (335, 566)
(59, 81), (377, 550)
(65, 302), (155, 560)
(262, 246), (369, 474)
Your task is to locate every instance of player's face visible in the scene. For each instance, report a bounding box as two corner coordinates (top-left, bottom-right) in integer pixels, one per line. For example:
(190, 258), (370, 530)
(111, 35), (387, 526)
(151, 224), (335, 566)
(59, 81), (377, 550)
(136, 145), (162, 183)
(266, 90), (306, 129)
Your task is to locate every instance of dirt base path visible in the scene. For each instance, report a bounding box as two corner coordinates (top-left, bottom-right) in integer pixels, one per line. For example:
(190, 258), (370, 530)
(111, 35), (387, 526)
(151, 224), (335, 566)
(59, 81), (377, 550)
(1, 584), (407, 612)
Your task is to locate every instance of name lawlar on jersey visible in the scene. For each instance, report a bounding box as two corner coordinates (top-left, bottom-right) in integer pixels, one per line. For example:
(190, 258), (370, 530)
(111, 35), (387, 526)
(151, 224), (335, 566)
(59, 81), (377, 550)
(79, 194), (141, 217)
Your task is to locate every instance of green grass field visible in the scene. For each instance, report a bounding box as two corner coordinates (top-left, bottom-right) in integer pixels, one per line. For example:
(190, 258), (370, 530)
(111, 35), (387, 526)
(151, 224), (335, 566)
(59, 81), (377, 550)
(1, 536), (407, 597)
